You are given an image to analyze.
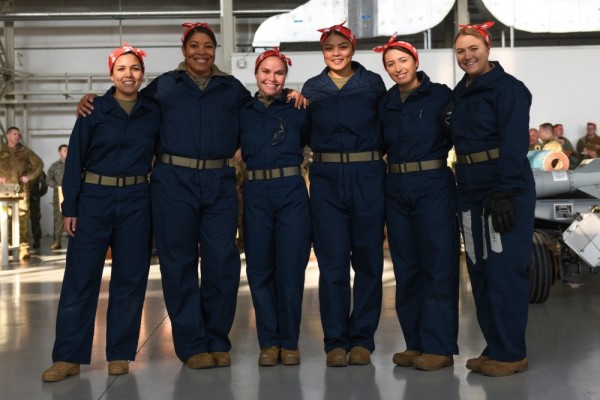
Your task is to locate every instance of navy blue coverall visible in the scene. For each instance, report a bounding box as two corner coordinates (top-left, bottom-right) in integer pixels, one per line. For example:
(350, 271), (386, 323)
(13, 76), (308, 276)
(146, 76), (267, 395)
(301, 61), (386, 353)
(240, 92), (311, 351)
(379, 71), (460, 356)
(52, 87), (159, 363)
(451, 61), (535, 362)
(143, 68), (251, 361)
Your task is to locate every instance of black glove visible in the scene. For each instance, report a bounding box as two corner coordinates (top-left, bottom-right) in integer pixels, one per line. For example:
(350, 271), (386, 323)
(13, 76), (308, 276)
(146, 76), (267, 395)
(485, 192), (515, 234)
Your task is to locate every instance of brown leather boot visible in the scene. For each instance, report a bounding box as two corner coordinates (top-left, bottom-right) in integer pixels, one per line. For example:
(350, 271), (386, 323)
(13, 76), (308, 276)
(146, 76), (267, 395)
(480, 358), (528, 377)
(466, 355), (490, 373)
(280, 348), (301, 365)
(19, 244), (30, 260)
(185, 353), (215, 369)
(108, 360), (129, 375)
(258, 346), (279, 366)
(211, 352), (231, 367)
(42, 362), (80, 382)
(326, 348), (347, 367)
(392, 350), (422, 367)
(348, 346), (371, 365)
(413, 354), (454, 371)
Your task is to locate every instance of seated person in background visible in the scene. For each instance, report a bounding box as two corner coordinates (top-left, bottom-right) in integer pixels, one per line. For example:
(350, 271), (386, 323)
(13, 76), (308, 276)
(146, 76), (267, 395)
(576, 122), (600, 160)
(538, 123), (558, 149)
(529, 128), (541, 150)
(553, 123), (580, 168)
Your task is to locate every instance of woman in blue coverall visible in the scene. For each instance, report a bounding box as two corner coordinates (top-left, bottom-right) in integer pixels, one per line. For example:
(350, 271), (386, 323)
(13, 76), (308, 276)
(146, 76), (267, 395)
(451, 22), (535, 377)
(143, 23), (252, 369)
(374, 36), (460, 371)
(301, 21), (387, 367)
(43, 44), (159, 382)
(240, 49), (311, 366)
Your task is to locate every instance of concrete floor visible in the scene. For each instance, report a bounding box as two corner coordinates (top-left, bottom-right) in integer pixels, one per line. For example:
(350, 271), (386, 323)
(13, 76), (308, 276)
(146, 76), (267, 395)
(2, 237), (600, 400)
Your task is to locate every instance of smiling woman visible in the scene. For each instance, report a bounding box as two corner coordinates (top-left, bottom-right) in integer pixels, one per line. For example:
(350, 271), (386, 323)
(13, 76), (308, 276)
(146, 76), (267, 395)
(238, 48), (311, 367)
(180, 22), (216, 78)
(301, 21), (387, 368)
(43, 42), (160, 382)
(320, 32), (354, 79)
(110, 53), (145, 101)
(254, 49), (291, 97)
(450, 21), (535, 378)
(374, 34), (459, 372)
(140, 22), (253, 371)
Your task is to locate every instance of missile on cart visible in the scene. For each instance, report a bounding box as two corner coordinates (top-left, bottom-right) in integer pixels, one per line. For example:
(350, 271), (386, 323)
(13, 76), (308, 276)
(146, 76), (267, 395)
(534, 158), (600, 199)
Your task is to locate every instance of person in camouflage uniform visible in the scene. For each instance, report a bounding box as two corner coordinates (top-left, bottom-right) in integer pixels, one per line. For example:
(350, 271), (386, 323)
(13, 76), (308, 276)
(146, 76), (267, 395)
(28, 170), (48, 249)
(0, 127), (44, 259)
(46, 144), (67, 250)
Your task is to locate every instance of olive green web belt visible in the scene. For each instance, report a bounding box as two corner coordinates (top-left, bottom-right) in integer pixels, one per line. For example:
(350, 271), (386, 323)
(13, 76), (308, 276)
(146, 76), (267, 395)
(312, 151), (382, 163)
(246, 166), (302, 181)
(456, 148), (500, 165)
(83, 171), (147, 187)
(387, 159), (447, 174)
(160, 154), (230, 169)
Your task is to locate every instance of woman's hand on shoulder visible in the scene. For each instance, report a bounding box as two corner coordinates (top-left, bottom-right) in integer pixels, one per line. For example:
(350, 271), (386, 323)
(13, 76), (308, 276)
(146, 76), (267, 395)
(286, 89), (309, 109)
(76, 94), (97, 117)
